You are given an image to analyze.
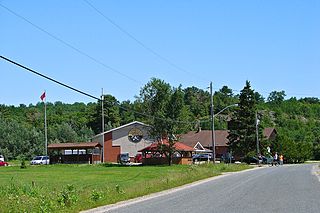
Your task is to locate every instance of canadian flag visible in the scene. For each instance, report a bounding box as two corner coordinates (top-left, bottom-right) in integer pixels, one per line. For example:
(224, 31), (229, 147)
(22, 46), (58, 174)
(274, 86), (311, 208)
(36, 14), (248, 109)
(40, 92), (46, 101)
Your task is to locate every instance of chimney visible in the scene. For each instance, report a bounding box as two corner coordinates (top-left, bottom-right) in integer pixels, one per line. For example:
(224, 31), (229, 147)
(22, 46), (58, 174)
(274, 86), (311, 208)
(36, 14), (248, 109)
(196, 125), (201, 133)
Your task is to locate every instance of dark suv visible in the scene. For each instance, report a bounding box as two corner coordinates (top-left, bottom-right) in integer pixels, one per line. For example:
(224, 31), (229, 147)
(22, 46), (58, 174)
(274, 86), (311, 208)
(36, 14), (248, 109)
(192, 154), (213, 162)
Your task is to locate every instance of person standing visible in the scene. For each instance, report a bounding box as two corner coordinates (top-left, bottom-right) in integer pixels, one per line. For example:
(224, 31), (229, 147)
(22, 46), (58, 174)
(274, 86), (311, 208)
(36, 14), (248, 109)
(273, 152), (278, 166)
(279, 154), (284, 165)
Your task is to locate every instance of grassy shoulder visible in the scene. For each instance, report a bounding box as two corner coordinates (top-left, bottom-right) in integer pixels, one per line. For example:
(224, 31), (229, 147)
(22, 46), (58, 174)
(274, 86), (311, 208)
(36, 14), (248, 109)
(0, 163), (251, 212)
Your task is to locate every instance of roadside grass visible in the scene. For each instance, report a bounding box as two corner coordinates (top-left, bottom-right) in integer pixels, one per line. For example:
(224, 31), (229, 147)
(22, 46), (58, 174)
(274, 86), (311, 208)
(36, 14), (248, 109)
(305, 160), (320, 164)
(0, 163), (251, 212)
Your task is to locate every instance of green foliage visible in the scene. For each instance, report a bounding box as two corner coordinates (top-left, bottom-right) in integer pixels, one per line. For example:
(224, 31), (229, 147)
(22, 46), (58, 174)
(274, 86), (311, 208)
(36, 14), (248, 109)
(267, 90), (286, 104)
(90, 189), (103, 202)
(1, 78), (319, 162)
(138, 79), (193, 165)
(0, 164), (251, 212)
(88, 94), (121, 134)
(20, 160), (27, 169)
(57, 184), (78, 207)
(184, 86), (210, 118)
(228, 81), (262, 157)
(213, 86), (238, 113)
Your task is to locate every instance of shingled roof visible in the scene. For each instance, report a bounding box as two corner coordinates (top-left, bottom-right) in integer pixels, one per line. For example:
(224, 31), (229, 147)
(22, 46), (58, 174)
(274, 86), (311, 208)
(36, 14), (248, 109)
(180, 128), (277, 148)
(263, 128), (277, 139)
(180, 130), (229, 148)
(138, 139), (194, 152)
(48, 142), (102, 149)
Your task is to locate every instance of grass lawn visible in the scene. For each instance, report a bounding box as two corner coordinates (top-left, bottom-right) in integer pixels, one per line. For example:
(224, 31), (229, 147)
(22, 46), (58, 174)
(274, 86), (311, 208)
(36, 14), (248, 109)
(0, 163), (251, 212)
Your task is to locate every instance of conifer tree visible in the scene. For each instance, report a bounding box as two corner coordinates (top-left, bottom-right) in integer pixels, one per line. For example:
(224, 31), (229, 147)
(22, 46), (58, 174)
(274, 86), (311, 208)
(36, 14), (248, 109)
(228, 81), (258, 159)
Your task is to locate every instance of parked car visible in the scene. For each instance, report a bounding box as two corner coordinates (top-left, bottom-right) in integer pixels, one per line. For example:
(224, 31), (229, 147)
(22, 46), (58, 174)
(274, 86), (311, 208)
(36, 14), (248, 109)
(118, 153), (130, 164)
(134, 153), (142, 163)
(0, 161), (9, 166)
(221, 155), (235, 163)
(0, 155), (4, 162)
(30, 156), (50, 165)
(192, 153), (213, 162)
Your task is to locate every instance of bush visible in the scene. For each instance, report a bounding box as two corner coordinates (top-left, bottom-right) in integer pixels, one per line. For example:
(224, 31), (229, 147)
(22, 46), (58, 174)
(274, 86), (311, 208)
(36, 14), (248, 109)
(20, 160), (27, 169)
(57, 184), (78, 207)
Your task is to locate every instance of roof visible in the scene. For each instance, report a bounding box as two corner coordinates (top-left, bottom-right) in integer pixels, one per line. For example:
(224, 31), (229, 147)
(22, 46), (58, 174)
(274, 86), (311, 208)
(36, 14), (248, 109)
(263, 127), (277, 139)
(180, 128), (277, 148)
(93, 121), (149, 138)
(48, 142), (102, 149)
(180, 130), (229, 148)
(138, 139), (194, 152)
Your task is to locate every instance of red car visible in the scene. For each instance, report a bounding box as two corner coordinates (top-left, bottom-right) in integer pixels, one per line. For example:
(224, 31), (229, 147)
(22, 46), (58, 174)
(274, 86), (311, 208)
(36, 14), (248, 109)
(134, 153), (142, 163)
(0, 161), (9, 166)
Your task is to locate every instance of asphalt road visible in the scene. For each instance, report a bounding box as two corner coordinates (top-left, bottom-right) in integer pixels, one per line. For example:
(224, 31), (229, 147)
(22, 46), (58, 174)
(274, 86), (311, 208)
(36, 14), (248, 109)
(86, 164), (320, 213)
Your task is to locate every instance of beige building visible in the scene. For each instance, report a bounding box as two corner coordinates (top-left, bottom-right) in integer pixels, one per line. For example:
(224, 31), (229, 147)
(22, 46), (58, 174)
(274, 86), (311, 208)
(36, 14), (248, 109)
(91, 121), (153, 162)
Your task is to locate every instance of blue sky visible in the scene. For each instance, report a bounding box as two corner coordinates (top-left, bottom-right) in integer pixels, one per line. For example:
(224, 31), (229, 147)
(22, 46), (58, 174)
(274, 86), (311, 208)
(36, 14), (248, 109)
(1, 0), (319, 105)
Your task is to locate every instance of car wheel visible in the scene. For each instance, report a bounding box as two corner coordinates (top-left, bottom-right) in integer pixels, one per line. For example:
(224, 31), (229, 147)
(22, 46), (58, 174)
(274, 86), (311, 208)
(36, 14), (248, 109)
(4, 164), (8, 166)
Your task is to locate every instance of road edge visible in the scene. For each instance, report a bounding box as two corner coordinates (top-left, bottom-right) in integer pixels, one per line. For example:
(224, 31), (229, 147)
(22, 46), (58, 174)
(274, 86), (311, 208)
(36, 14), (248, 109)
(312, 164), (320, 182)
(81, 166), (265, 213)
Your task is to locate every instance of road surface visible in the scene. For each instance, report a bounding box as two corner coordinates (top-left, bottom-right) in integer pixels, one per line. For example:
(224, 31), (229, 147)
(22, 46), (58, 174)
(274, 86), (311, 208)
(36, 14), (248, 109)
(85, 164), (320, 213)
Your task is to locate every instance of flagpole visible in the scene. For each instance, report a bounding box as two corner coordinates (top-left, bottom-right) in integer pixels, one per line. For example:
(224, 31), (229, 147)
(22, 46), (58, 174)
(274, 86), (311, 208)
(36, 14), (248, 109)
(101, 88), (104, 163)
(44, 91), (48, 156)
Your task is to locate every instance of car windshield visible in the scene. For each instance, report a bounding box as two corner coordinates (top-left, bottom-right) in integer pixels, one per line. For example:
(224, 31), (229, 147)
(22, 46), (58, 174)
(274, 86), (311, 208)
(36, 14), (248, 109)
(33, 156), (42, 160)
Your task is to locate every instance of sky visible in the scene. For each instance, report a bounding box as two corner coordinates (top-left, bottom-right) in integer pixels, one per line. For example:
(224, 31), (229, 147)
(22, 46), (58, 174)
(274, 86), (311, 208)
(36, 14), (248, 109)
(1, 0), (319, 106)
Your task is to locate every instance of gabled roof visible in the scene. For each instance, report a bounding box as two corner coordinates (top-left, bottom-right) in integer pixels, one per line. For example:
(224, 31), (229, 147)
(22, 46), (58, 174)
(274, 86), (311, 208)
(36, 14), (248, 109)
(93, 121), (149, 137)
(263, 127), (277, 139)
(48, 142), (102, 149)
(180, 130), (229, 148)
(194, 142), (205, 150)
(180, 128), (277, 148)
(138, 139), (194, 152)
(194, 142), (212, 152)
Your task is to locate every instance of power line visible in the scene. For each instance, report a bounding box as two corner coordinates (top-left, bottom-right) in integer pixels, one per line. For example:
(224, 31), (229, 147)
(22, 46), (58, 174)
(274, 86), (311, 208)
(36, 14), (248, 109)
(83, 0), (208, 82)
(1, 55), (100, 101)
(0, 3), (142, 85)
(1, 55), (202, 125)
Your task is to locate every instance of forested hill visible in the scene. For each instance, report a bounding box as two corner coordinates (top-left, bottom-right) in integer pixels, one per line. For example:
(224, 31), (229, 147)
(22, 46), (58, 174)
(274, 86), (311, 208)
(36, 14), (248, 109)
(1, 78), (320, 161)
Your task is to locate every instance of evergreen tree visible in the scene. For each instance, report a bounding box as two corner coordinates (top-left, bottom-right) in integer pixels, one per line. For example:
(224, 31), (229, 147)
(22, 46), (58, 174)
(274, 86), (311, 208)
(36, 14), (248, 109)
(88, 94), (121, 134)
(228, 81), (259, 159)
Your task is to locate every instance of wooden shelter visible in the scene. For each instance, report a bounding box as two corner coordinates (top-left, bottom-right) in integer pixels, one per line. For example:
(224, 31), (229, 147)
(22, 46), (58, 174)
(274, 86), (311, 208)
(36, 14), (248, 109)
(138, 139), (194, 165)
(48, 142), (102, 164)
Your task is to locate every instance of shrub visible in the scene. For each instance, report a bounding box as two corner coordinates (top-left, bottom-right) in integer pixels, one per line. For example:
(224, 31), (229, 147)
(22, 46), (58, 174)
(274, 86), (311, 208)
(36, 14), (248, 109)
(20, 160), (27, 169)
(57, 184), (78, 207)
(90, 189), (103, 202)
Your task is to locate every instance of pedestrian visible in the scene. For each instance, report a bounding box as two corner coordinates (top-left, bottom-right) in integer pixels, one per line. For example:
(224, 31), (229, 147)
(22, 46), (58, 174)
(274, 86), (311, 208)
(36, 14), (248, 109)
(279, 154), (283, 165)
(273, 152), (278, 166)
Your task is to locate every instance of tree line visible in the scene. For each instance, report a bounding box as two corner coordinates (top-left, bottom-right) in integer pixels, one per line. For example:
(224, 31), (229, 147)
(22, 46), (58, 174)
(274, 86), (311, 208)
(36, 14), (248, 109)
(1, 78), (320, 162)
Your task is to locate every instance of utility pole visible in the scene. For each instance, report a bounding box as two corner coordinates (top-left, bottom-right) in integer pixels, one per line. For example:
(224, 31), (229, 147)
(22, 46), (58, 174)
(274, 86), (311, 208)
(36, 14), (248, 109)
(101, 88), (105, 163)
(256, 111), (260, 157)
(210, 82), (216, 163)
(44, 91), (47, 157)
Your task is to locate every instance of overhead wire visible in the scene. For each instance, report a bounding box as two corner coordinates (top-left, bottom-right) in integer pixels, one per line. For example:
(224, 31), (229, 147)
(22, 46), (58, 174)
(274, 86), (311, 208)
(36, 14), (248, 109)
(1, 55), (214, 125)
(83, 0), (208, 83)
(0, 55), (100, 101)
(2, 3), (318, 100)
(0, 3), (142, 85)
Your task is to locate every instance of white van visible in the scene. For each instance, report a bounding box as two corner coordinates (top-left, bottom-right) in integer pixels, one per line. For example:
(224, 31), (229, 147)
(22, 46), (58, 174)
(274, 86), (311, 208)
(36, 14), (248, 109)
(30, 156), (50, 165)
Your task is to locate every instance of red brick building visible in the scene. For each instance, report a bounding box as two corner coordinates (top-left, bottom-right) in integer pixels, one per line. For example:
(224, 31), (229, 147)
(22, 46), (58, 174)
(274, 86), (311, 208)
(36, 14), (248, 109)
(91, 121), (153, 163)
